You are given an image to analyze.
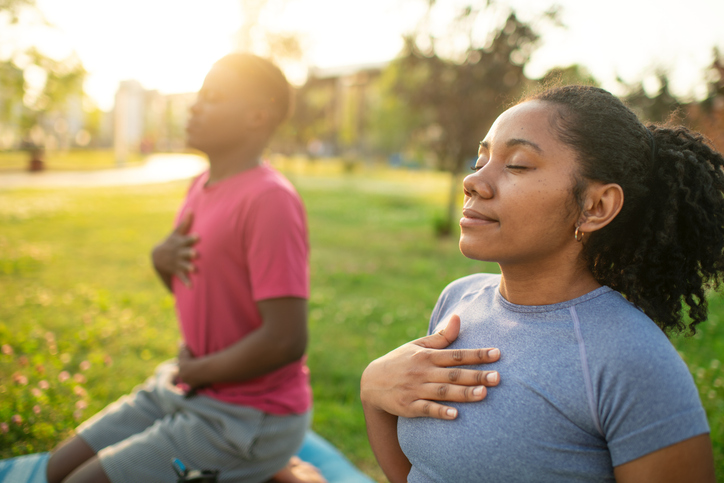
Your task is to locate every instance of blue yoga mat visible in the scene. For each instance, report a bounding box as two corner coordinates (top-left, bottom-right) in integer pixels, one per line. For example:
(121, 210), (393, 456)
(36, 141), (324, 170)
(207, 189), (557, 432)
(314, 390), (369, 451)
(0, 431), (375, 483)
(0, 453), (49, 483)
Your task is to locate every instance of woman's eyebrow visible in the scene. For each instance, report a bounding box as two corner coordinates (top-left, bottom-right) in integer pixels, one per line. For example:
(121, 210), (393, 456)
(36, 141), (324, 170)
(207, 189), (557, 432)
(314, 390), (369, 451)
(507, 138), (543, 154)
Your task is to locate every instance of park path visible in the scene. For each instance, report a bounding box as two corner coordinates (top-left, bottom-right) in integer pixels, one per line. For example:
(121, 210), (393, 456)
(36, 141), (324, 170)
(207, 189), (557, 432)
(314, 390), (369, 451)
(0, 153), (207, 189)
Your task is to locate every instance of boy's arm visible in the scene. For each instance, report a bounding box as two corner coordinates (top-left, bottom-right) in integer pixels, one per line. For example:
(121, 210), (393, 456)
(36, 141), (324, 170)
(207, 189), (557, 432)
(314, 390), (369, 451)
(177, 297), (307, 388)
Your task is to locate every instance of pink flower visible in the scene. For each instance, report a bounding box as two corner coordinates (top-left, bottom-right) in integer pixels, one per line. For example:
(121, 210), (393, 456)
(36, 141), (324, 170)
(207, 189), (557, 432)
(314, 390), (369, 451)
(31, 388), (42, 398)
(75, 400), (87, 410)
(0, 422), (8, 433)
(11, 414), (22, 425)
(35, 364), (45, 374)
(12, 373), (28, 385)
(18, 355), (29, 366)
(45, 332), (55, 342)
(79, 360), (91, 371)
(73, 386), (87, 397)
(104, 355), (113, 366)
(73, 409), (84, 421)
(38, 380), (49, 390)
(1, 344), (12, 355)
(58, 371), (70, 383)
(32, 405), (41, 415)
(73, 373), (86, 384)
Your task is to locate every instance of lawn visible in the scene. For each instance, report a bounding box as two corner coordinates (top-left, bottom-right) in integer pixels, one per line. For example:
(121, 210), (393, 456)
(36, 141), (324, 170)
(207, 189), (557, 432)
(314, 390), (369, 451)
(0, 160), (722, 481)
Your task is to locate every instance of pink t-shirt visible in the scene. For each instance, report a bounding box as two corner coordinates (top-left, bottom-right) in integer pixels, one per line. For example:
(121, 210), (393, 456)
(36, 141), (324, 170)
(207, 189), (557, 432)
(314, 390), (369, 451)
(173, 164), (311, 415)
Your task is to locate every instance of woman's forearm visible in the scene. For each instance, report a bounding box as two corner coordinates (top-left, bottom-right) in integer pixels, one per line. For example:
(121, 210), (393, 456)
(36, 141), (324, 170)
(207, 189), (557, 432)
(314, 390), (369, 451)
(362, 401), (411, 483)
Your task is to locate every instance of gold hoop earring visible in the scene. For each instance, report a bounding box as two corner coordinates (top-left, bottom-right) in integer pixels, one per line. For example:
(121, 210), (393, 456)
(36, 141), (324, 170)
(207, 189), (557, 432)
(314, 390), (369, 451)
(574, 226), (584, 242)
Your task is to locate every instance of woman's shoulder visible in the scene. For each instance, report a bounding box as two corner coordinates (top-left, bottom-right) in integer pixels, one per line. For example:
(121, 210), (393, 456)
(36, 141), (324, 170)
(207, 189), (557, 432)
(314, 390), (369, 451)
(576, 289), (666, 342)
(575, 290), (691, 391)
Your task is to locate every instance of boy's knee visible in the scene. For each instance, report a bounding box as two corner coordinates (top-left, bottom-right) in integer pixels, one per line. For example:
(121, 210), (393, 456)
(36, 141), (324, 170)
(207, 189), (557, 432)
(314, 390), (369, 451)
(47, 435), (96, 483)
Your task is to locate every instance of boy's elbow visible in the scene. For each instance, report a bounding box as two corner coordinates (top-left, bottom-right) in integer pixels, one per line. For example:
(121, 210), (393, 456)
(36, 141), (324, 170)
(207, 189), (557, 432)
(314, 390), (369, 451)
(274, 329), (307, 364)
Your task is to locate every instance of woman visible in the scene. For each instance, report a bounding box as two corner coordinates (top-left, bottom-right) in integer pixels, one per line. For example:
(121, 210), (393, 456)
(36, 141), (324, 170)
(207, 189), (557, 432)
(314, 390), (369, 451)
(361, 85), (720, 482)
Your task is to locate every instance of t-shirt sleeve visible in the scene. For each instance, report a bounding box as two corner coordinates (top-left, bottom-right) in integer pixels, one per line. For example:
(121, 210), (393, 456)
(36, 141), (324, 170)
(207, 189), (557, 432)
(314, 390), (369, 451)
(244, 187), (309, 301)
(591, 319), (709, 467)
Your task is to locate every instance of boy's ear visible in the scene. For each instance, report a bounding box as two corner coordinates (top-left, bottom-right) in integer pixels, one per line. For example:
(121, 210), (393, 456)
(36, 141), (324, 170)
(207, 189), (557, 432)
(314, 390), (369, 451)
(578, 182), (624, 234)
(245, 106), (273, 130)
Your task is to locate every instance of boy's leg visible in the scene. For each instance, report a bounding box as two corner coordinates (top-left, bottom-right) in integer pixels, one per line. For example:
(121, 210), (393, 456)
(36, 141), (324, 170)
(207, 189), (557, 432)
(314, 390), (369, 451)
(46, 362), (175, 483)
(46, 436), (96, 483)
(60, 457), (111, 483)
(89, 393), (310, 483)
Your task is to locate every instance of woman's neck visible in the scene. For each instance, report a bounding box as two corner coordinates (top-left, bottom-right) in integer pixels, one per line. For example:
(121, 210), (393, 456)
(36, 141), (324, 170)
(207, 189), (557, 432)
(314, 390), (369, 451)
(498, 257), (601, 306)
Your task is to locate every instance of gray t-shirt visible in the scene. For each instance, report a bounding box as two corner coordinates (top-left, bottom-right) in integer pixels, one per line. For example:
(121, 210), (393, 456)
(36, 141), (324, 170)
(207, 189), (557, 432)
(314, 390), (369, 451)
(397, 273), (709, 482)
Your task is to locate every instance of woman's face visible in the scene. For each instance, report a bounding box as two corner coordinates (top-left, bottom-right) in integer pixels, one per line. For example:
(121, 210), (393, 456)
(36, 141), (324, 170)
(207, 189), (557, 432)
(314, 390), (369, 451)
(459, 100), (582, 266)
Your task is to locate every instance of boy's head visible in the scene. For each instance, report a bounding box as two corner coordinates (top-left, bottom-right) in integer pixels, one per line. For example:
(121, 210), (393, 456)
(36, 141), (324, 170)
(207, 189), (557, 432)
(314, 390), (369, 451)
(186, 53), (292, 154)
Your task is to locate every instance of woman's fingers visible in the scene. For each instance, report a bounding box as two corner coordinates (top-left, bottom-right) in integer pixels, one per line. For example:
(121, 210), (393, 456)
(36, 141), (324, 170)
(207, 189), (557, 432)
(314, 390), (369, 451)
(421, 380), (491, 402)
(431, 367), (500, 387)
(415, 314), (461, 349)
(407, 400), (460, 420)
(429, 347), (501, 367)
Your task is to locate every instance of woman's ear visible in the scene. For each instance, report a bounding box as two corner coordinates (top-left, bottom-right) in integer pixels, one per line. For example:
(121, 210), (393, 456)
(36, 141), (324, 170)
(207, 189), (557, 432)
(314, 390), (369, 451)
(578, 182), (624, 234)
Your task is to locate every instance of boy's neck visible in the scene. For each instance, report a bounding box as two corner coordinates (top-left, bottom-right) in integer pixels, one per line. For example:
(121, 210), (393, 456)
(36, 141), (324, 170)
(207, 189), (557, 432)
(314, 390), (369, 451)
(205, 141), (266, 185)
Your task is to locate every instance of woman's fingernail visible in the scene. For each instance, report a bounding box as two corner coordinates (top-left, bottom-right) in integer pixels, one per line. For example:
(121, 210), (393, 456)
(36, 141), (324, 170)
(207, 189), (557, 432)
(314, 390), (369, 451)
(473, 386), (485, 396)
(446, 408), (457, 418)
(488, 348), (500, 359)
(486, 372), (498, 383)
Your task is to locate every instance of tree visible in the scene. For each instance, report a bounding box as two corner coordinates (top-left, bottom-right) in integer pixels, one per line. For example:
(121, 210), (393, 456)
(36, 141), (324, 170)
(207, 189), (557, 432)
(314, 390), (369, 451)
(620, 71), (681, 124)
(687, 48), (724, 153)
(538, 64), (599, 88)
(383, 3), (553, 235)
(235, 0), (305, 75)
(0, 1), (87, 162)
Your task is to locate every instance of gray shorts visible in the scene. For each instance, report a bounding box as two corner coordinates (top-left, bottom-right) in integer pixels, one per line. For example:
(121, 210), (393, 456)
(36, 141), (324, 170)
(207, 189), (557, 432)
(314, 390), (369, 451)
(77, 361), (310, 483)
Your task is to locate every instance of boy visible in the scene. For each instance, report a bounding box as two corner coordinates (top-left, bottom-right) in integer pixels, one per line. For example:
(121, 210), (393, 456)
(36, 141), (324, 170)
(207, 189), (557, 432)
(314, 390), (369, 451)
(47, 53), (316, 483)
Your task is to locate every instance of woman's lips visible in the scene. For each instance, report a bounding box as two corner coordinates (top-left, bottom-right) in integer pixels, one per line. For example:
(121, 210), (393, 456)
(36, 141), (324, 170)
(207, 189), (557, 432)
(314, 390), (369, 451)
(460, 208), (498, 227)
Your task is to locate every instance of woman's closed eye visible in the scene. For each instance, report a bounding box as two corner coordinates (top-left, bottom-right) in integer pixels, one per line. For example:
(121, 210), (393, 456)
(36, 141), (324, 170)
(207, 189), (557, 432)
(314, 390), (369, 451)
(505, 165), (529, 171)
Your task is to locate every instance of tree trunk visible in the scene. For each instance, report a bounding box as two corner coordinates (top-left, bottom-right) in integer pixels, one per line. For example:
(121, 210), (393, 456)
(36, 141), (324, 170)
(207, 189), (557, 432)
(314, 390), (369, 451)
(439, 167), (463, 237)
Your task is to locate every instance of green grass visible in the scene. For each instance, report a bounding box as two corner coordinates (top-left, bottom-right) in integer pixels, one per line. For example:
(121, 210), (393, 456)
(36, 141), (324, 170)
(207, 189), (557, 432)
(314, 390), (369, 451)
(0, 161), (722, 481)
(0, 149), (145, 171)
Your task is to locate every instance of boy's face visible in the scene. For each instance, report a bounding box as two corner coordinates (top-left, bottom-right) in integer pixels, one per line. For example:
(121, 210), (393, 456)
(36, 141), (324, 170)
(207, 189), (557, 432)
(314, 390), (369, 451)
(185, 64), (267, 154)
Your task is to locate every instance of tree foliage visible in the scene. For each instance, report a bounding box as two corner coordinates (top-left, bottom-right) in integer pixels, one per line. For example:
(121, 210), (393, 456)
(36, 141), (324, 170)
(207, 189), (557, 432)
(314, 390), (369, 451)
(620, 72), (681, 124)
(0, 1), (87, 152)
(376, 4), (551, 234)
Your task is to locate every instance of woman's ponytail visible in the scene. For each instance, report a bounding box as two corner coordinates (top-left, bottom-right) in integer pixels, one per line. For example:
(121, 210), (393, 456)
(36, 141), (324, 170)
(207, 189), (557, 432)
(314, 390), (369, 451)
(631, 125), (724, 333)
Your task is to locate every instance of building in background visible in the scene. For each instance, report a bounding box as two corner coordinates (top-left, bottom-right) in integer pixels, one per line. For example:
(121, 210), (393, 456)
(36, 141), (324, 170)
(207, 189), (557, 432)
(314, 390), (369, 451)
(113, 80), (195, 165)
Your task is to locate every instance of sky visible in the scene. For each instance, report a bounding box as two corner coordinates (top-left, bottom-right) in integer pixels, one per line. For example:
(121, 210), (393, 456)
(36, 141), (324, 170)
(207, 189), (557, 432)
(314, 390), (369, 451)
(3, 0), (724, 110)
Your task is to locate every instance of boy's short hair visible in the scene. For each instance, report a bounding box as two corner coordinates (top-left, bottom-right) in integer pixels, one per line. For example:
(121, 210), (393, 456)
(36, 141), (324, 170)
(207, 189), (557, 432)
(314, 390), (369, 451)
(214, 53), (293, 127)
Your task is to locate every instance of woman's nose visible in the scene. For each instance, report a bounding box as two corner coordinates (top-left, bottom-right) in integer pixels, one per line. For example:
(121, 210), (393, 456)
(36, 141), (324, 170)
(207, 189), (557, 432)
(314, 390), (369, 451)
(463, 170), (494, 199)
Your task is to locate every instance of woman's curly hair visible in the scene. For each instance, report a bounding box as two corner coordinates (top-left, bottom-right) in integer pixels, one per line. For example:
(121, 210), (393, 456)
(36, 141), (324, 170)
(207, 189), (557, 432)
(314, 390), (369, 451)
(529, 85), (724, 335)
